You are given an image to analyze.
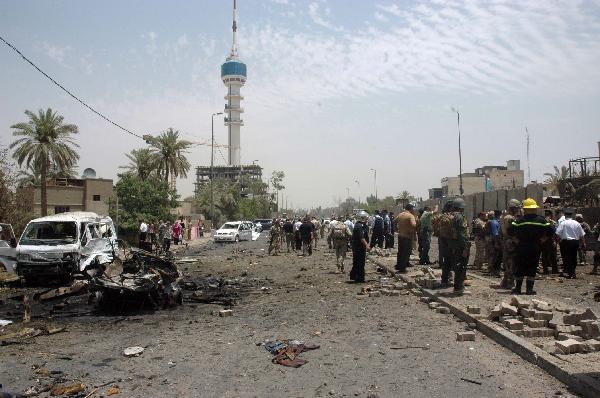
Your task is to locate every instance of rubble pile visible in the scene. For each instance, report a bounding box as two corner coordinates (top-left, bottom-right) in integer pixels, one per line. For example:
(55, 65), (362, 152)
(414, 267), (441, 290)
(182, 275), (271, 306)
(357, 276), (409, 298)
(488, 296), (600, 355)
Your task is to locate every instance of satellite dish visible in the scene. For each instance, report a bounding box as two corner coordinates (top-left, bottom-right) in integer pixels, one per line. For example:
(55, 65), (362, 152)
(82, 168), (97, 179)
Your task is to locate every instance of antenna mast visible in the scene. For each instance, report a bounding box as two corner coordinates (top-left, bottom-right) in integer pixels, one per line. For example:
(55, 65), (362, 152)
(229, 0), (238, 60)
(526, 126), (531, 183)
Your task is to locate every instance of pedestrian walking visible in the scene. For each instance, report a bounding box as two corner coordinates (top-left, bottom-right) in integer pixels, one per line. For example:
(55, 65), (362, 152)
(509, 198), (554, 294)
(139, 219), (148, 243)
(350, 211), (370, 283)
(268, 220), (282, 255)
(294, 218), (302, 251)
(387, 211), (395, 249)
(556, 209), (586, 279)
(445, 198), (471, 295)
(329, 217), (352, 273)
(172, 220), (182, 245)
(161, 220), (171, 252)
(299, 217), (314, 256)
(395, 204), (417, 273)
(370, 210), (385, 249)
(282, 219), (294, 253)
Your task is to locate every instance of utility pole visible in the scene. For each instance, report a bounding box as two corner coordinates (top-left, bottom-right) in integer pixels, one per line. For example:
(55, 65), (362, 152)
(451, 107), (464, 195)
(355, 180), (361, 205)
(526, 127), (531, 183)
(370, 168), (377, 202)
(210, 112), (223, 229)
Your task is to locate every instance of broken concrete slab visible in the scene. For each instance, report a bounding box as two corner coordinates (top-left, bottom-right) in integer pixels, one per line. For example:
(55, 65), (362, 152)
(533, 310), (553, 321)
(420, 296), (433, 303)
(510, 296), (531, 309)
(428, 302), (441, 310)
(123, 346), (145, 357)
(557, 333), (584, 342)
(489, 306), (501, 320)
(500, 302), (519, 316)
(524, 318), (547, 328)
(436, 306), (450, 314)
(219, 309), (234, 317)
(555, 325), (583, 337)
(532, 299), (552, 312)
(503, 319), (524, 331)
(456, 331), (475, 341)
(519, 308), (535, 318)
(583, 339), (600, 352)
(563, 308), (597, 326)
(580, 320), (600, 339)
(466, 305), (481, 315)
(556, 339), (583, 355)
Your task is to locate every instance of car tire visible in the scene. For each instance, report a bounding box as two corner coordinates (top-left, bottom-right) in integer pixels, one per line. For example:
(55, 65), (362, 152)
(235, 235), (239, 243)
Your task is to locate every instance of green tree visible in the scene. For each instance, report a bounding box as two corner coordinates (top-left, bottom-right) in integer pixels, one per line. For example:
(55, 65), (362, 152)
(544, 165), (570, 184)
(0, 145), (32, 235)
(16, 161), (78, 187)
(147, 128), (192, 188)
(270, 170), (285, 211)
(10, 109), (79, 215)
(120, 148), (155, 181)
(111, 173), (179, 231)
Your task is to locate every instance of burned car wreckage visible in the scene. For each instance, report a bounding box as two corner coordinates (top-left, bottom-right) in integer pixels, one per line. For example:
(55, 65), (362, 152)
(12, 212), (182, 310)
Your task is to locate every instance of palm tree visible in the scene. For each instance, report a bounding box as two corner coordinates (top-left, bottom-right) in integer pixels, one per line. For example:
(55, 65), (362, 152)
(16, 161), (78, 188)
(120, 148), (155, 181)
(148, 128), (192, 189)
(10, 109), (79, 216)
(543, 165), (570, 184)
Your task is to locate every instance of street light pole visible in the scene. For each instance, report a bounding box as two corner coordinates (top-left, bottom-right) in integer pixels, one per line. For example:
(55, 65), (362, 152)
(210, 112), (223, 230)
(355, 180), (361, 205)
(451, 107), (464, 196)
(370, 168), (377, 202)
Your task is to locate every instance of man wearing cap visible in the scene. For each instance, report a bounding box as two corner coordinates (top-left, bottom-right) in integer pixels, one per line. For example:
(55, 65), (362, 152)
(556, 209), (586, 278)
(472, 212), (487, 269)
(509, 198), (554, 294)
(395, 204), (417, 273)
(446, 198), (471, 295)
(500, 199), (522, 289)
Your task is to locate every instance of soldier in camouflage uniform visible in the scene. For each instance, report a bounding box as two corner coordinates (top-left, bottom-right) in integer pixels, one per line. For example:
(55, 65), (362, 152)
(500, 199), (522, 289)
(311, 217), (322, 250)
(329, 217), (352, 272)
(268, 220), (282, 256)
(472, 212), (487, 269)
(446, 198), (471, 295)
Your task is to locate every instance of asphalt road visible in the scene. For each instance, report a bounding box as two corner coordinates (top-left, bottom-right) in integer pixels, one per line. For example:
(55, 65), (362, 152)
(1, 234), (576, 397)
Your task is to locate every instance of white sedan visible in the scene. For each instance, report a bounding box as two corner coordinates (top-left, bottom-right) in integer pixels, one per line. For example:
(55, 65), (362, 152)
(213, 221), (253, 243)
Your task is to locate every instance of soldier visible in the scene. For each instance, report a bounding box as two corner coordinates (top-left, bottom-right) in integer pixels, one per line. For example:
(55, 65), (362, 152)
(445, 198), (471, 295)
(282, 218), (295, 253)
(329, 217), (352, 272)
(300, 217), (315, 256)
(268, 219), (282, 256)
(541, 210), (559, 274)
(472, 212), (487, 269)
(311, 217), (322, 250)
(509, 198), (554, 294)
(499, 199), (522, 289)
(575, 214), (591, 265)
(350, 211), (371, 283)
(432, 201), (452, 272)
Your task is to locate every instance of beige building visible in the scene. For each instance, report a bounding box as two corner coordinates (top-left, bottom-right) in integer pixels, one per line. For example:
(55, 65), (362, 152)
(19, 177), (114, 217)
(441, 174), (486, 197)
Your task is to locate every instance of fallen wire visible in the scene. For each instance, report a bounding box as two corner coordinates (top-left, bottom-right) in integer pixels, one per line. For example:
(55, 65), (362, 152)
(389, 345), (430, 350)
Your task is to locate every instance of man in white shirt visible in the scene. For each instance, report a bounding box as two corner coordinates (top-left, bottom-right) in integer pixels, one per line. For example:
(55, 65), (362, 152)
(139, 219), (148, 242)
(555, 209), (586, 278)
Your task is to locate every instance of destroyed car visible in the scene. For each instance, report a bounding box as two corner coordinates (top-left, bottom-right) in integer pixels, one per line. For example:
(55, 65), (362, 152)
(0, 223), (17, 272)
(15, 212), (117, 283)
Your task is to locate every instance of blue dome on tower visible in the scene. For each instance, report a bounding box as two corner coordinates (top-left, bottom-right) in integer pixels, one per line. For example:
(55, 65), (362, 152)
(221, 60), (247, 78)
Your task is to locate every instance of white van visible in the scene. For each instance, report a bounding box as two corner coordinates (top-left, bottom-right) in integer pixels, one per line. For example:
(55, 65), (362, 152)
(16, 212), (117, 282)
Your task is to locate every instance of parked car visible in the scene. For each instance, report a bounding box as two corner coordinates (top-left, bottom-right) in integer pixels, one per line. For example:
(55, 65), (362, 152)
(253, 219), (273, 231)
(16, 212), (117, 283)
(213, 221), (253, 243)
(0, 223), (17, 272)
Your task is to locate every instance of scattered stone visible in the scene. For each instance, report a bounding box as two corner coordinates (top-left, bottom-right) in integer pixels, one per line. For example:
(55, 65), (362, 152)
(548, 319), (562, 329)
(436, 306), (450, 314)
(499, 315), (517, 323)
(380, 289), (393, 296)
(393, 283), (405, 290)
(563, 308), (597, 326)
(489, 306), (501, 320)
(524, 318), (547, 328)
(420, 297), (433, 304)
(532, 299), (552, 312)
(513, 330), (525, 337)
(542, 343), (560, 355)
(510, 296), (531, 309)
(388, 290), (400, 297)
(555, 339), (583, 355)
(554, 303), (574, 313)
(583, 339), (600, 352)
(219, 309), (234, 317)
(429, 302), (441, 310)
(369, 291), (382, 297)
(466, 306), (481, 315)
(504, 319), (524, 330)
(556, 333), (584, 342)
(466, 322), (477, 330)
(529, 327), (554, 338)
(555, 324), (583, 337)
(533, 311), (553, 321)
(580, 320), (600, 339)
(500, 302), (519, 316)
(123, 346), (145, 357)
(519, 308), (535, 318)
(457, 331), (476, 341)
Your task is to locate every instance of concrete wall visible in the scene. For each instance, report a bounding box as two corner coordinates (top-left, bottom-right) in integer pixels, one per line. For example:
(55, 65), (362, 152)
(442, 176), (486, 196)
(489, 169), (524, 190)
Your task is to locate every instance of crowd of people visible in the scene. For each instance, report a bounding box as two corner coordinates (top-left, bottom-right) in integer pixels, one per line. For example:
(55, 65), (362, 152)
(138, 217), (193, 253)
(263, 197), (598, 297)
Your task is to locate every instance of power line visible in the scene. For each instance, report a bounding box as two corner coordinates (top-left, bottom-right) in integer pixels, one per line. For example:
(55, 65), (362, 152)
(0, 34), (144, 139)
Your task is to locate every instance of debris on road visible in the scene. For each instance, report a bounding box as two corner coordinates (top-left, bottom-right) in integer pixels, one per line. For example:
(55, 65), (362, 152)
(49, 382), (86, 396)
(218, 309), (233, 317)
(264, 340), (320, 368)
(123, 346), (145, 357)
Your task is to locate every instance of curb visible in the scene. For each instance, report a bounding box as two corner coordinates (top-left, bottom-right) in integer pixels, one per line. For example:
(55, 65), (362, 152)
(369, 257), (600, 398)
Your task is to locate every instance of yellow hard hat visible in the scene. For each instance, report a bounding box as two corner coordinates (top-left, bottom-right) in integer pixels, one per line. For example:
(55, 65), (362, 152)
(522, 198), (539, 209)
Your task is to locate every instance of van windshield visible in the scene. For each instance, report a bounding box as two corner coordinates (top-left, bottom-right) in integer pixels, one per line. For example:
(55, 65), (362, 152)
(21, 221), (78, 246)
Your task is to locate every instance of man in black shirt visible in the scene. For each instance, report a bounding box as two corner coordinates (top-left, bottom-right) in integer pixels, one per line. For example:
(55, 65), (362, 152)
(282, 219), (294, 253)
(508, 198), (554, 295)
(350, 211), (371, 283)
(299, 217), (315, 256)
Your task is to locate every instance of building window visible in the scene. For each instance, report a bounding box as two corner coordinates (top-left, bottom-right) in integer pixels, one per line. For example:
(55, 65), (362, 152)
(55, 206), (70, 214)
(93, 195), (101, 201)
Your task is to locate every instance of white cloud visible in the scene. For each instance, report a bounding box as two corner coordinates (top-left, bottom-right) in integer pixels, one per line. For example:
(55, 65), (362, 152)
(271, 0), (289, 4)
(176, 33), (189, 48)
(307, 1), (343, 31)
(42, 42), (71, 65)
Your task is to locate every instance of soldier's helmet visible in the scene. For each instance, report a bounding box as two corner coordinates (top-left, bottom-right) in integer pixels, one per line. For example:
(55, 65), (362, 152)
(443, 200), (454, 212)
(508, 199), (522, 209)
(358, 210), (369, 221)
(452, 198), (466, 209)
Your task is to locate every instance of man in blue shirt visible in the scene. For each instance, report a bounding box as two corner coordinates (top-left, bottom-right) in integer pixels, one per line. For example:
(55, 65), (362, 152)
(488, 210), (502, 275)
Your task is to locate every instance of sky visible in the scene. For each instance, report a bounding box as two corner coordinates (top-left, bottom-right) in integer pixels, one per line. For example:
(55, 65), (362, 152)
(1, 0), (599, 209)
